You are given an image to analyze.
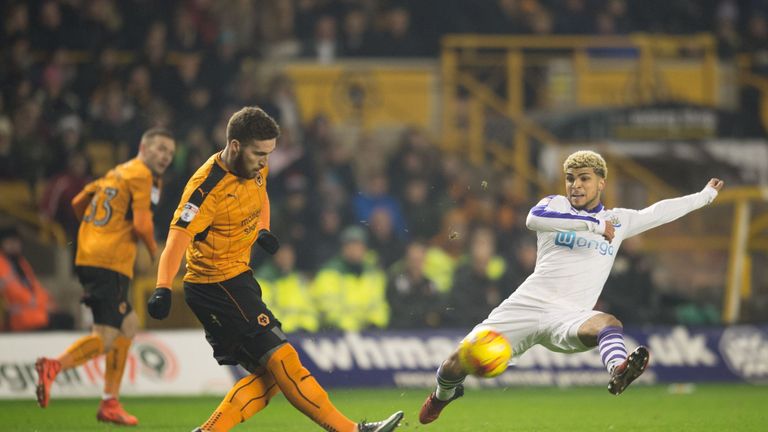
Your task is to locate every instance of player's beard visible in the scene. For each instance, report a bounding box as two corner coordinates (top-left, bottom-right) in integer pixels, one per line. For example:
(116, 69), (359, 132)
(234, 152), (257, 179)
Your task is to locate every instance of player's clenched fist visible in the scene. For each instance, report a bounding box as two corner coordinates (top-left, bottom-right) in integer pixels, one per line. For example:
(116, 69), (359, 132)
(147, 287), (172, 319)
(707, 178), (725, 191)
(602, 221), (615, 243)
(257, 229), (280, 255)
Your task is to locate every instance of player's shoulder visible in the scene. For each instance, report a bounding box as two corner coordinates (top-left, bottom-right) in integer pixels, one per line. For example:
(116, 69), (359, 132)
(605, 206), (635, 216)
(112, 158), (151, 184)
(533, 194), (570, 209)
(184, 153), (229, 195)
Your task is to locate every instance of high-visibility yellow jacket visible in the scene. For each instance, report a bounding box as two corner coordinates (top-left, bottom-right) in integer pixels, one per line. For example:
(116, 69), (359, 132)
(311, 257), (388, 331)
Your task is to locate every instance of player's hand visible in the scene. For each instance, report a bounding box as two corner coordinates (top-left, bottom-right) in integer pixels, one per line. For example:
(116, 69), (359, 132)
(257, 229), (280, 255)
(602, 221), (616, 243)
(707, 178), (725, 192)
(147, 287), (172, 320)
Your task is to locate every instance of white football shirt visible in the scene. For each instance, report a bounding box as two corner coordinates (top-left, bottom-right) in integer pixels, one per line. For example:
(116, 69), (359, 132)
(508, 186), (719, 310)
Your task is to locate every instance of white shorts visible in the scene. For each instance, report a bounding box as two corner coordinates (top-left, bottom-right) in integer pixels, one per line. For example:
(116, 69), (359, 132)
(472, 296), (601, 360)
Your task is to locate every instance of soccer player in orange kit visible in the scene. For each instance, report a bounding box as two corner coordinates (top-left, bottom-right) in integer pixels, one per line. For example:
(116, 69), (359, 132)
(147, 106), (403, 432)
(36, 128), (176, 425)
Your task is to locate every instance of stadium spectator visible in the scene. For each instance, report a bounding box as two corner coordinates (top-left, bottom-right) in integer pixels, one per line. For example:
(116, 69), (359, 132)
(39, 152), (91, 241)
(445, 226), (514, 327)
(254, 243), (319, 333)
(401, 177), (442, 240)
(12, 100), (48, 188)
(367, 206), (407, 268)
(423, 209), (469, 294)
(353, 173), (406, 235)
(201, 30), (243, 97)
(37, 55), (81, 134)
(0, 226), (74, 332)
(305, 206), (344, 272)
(372, 6), (424, 57)
(386, 241), (443, 329)
(312, 225), (389, 331)
(32, 1), (67, 51)
(266, 173), (313, 269)
(341, 6), (376, 57)
(170, 4), (206, 52)
(555, 0), (595, 34)
(302, 14), (341, 63)
(386, 127), (441, 197)
(3, 3), (30, 42)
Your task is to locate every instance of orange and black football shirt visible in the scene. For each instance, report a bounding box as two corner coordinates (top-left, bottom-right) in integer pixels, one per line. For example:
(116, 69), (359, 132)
(75, 158), (160, 278)
(170, 152), (270, 284)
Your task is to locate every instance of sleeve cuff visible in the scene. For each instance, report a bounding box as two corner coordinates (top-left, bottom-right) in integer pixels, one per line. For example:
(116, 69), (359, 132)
(701, 186), (719, 204)
(591, 218), (606, 235)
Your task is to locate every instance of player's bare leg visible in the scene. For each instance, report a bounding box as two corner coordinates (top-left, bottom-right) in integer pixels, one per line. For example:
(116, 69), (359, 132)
(98, 312), (139, 426)
(419, 350), (466, 424)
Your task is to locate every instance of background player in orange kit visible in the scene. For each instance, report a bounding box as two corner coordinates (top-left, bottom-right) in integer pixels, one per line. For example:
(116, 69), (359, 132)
(147, 106), (403, 432)
(35, 128), (176, 426)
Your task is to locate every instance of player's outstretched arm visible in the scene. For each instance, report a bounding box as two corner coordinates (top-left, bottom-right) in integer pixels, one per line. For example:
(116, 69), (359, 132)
(526, 195), (608, 236)
(618, 178), (724, 239)
(148, 228), (192, 320)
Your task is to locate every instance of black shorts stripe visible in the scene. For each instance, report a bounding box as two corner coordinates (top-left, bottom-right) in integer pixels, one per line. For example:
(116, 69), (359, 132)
(216, 281), (250, 322)
(175, 161), (226, 229)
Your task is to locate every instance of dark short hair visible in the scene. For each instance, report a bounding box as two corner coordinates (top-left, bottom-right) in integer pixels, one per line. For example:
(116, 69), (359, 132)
(141, 127), (175, 144)
(226, 106), (280, 144)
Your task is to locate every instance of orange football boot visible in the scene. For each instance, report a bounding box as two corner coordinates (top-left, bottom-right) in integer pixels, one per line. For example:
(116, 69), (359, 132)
(35, 357), (62, 408)
(97, 398), (139, 426)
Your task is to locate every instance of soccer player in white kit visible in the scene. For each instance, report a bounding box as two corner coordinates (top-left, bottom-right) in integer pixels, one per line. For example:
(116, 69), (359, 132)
(419, 150), (724, 424)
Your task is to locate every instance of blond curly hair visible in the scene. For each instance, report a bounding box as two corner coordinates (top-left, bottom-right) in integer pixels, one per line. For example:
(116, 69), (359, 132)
(563, 150), (608, 179)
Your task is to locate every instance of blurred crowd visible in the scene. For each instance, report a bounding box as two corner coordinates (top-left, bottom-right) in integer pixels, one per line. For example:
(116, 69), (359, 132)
(2, 0), (760, 332)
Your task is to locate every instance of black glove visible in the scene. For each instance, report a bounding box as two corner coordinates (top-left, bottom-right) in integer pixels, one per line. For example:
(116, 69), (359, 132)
(257, 229), (280, 255)
(147, 287), (172, 320)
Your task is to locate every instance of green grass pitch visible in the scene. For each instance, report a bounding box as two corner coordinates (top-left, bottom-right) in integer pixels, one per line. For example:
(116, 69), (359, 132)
(3, 384), (766, 431)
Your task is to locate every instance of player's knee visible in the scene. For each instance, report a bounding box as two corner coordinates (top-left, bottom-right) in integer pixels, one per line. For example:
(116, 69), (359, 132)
(235, 329), (289, 373)
(92, 328), (116, 352)
(604, 314), (623, 328)
(120, 312), (139, 339)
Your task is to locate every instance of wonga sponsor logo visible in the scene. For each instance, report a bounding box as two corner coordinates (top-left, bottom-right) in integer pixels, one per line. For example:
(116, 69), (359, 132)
(554, 231), (615, 255)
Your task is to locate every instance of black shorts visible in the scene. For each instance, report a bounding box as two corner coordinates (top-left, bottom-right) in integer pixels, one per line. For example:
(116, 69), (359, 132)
(184, 271), (286, 372)
(76, 266), (132, 329)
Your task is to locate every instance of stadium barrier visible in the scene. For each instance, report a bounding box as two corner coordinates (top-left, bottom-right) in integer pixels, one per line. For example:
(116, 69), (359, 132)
(1, 325), (766, 399)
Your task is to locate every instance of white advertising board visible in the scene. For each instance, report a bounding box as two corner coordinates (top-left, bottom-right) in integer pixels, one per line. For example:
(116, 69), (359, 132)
(0, 330), (236, 399)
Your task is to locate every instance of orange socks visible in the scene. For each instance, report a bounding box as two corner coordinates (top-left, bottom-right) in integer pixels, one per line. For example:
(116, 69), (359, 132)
(57, 334), (104, 369)
(266, 344), (356, 432)
(104, 336), (131, 397)
(201, 371), (280, 432)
